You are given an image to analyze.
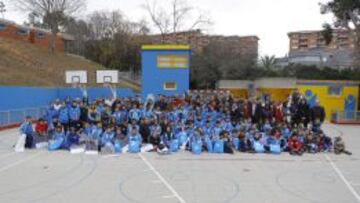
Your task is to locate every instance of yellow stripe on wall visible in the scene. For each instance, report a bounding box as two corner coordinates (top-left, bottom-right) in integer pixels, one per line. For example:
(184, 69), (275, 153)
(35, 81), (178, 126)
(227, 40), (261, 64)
(142, 45), (191, 50)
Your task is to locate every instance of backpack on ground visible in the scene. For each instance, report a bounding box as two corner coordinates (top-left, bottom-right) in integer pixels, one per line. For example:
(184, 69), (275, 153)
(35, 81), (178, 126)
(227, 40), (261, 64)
(213, 140), (224, 153)
(14, 134), (26, 152)
(191, 141), (202, 155)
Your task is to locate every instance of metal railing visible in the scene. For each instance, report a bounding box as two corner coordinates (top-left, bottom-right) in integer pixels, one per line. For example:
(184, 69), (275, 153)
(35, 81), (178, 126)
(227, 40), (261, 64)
(0, 107), (47, 127)
(331, 110), (360, 123)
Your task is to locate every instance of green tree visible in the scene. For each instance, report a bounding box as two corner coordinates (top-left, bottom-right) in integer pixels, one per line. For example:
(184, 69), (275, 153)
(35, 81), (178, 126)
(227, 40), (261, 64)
(190, 40), (257, 89)
(82, 10), (151, 73)
(321, 23), (333, 45)
(63, 18), (92, 55)
(260, 55), (277, 70)
(320, 0), (360, 67)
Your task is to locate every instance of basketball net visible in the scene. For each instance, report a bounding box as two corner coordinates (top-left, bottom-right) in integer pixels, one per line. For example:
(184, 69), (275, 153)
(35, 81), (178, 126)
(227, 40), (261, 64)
(104, 82), (117, 99)
(72, 82), (88, 98)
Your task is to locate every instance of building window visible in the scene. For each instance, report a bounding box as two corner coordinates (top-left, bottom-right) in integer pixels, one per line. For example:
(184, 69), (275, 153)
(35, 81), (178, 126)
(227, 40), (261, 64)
(164, 82), (177, 91)
(328, 85), (343, 96)
(0, 23), (7, 31)
(36, 32), (46, 39)
(17, 28), (28, 36)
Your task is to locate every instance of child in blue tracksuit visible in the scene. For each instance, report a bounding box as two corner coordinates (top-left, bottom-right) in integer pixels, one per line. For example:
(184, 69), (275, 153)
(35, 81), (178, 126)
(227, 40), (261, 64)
(19, 116), (34, 149)
(52, 126), (66, 140)
(68, 101), (81, 129)
(48, 126), (66, 150)
(128, 126), (142, 152)
(263, 120), (272, 133)
(46, 106), (57, 127)
(176, 126), (188, 148)
(161, 126), (176, 148)
(211, 121), (223, 141)
(265, 134), (280, 152)
(58, 106), (69, 133)
(84, 122), (102, 151)
(222, 118), (233, 132)
(281, 124), (291, 140)
(101, 126), (115, 147)
(128, 119), (140, 135)
(128, 127), (142, 143)
(112, 107), (127, 126)
(96, 101), (105, 114)
(201, 121), (213, 137)
(64, 127), (80, 150)
(189, 128), (202, 151)
(88, 103), (101, 124)
(128, 104), (141, 121)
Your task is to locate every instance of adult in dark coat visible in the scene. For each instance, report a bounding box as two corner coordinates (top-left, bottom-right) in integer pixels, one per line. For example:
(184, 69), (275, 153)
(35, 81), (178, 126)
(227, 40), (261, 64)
(139, 118), (151, 143)
(262, 102), (273, 122)
(243, 100), (252, 120)
(310, 101), (326, 128)
(155, 95), (168, 111)
(295, 99), (310, 127)
(252, 102), (263, 124)
(230, 103), (242, 122)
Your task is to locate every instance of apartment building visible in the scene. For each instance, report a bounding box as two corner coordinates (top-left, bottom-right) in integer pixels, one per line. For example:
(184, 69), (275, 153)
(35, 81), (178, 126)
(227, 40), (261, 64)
(282, 29), (356, 68)
(150, 29), (259, 60)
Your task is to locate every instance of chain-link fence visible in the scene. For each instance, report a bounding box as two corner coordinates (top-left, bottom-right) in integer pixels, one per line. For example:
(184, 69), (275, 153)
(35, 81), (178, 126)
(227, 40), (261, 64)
(331, 110), (360, 124)
(0, 107), (47, 127)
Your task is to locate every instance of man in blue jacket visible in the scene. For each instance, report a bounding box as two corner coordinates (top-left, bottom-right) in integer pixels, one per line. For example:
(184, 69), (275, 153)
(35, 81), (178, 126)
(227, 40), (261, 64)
(19, 116), (34, 149)
(69, 100), (81, 130)
(59, 105), (69, 133)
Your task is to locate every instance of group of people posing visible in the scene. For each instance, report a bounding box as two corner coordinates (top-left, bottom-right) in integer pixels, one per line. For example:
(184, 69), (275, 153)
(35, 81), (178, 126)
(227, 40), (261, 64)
(17, 90), (352, 155)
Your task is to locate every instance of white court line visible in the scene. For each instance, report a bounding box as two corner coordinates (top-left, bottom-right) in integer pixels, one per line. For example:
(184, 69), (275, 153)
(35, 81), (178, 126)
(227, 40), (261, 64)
(0, 151), (42, 173)
(325, 154), (360, 202)
(162, 195), (176, 199)
(322, 125), (360, 202)
(323, 125), (360, 202)
(138, 153), (186, 203)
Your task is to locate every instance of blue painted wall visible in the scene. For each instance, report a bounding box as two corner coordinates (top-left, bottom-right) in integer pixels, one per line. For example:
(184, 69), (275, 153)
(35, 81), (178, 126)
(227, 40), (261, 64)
(0, 87), (57, 110)
(142, 49), (190, 97)
(0, 86), (134, 111)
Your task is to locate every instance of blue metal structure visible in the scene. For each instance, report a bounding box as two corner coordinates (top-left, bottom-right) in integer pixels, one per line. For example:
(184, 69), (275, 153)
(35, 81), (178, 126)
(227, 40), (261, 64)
(141, 45), (191, 97)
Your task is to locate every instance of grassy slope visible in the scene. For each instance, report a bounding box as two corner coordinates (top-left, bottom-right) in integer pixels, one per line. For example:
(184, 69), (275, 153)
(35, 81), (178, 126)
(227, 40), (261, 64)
(0, 37), (140, 92)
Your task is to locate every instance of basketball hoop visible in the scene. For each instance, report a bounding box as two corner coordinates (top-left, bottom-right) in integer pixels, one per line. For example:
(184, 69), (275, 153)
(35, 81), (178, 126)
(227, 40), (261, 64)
(65, 70), (88, 99)
(96, 70), (119, 99)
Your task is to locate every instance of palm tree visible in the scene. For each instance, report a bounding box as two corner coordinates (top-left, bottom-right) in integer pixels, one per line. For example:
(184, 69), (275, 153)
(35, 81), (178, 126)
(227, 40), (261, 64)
(260, 55), (277, 70)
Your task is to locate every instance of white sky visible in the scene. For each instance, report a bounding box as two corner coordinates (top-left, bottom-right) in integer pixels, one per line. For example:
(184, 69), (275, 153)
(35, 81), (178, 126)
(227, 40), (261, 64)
(3, 0), (334, 57)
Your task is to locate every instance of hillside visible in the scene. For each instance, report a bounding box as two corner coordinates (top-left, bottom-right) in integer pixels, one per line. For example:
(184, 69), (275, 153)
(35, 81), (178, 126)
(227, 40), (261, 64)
(0, 38), (140, 91)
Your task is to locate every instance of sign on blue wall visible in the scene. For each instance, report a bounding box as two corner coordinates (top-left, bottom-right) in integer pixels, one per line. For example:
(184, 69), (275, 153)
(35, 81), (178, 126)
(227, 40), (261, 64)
(141, 45), (191, 97)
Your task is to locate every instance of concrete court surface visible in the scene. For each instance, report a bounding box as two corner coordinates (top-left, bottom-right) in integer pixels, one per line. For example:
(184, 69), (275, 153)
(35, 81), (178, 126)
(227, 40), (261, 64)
(0, 124), (359, 203)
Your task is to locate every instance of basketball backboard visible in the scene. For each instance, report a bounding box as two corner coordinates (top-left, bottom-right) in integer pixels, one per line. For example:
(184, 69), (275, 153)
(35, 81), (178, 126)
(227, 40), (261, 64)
(65, 71), (87, 84)
(96, 70), (119, 84)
